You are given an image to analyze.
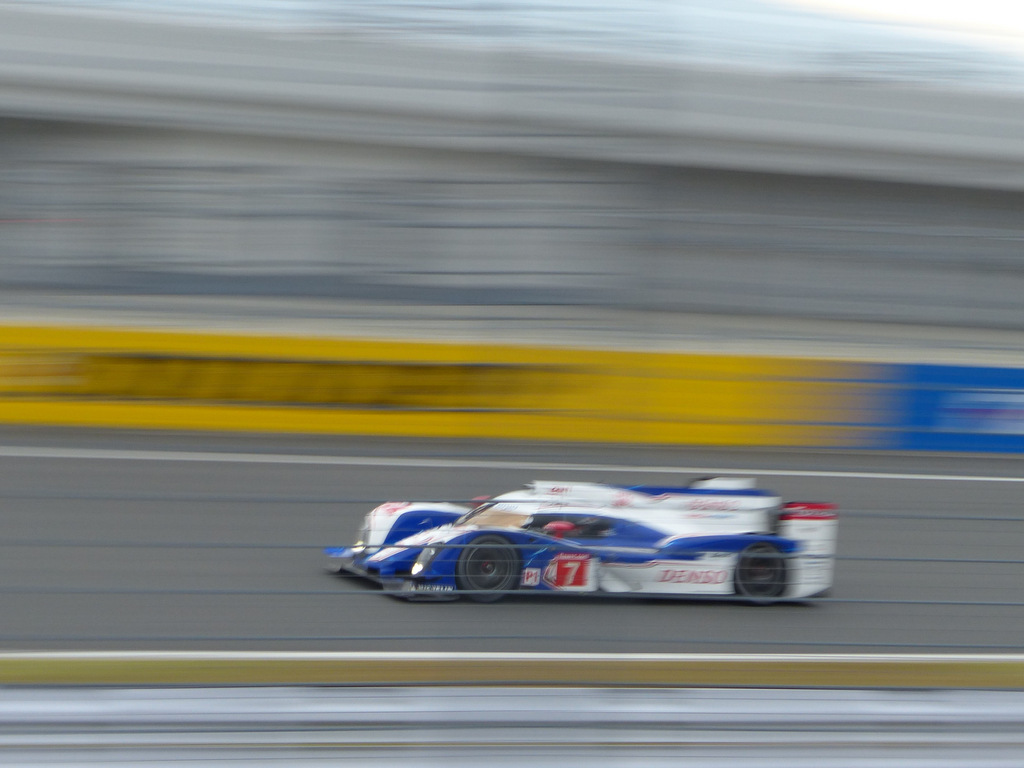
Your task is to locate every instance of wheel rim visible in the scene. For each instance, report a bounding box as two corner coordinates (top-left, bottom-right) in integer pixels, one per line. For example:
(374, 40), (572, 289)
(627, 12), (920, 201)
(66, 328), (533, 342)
(460, 541), (516, 592)
(736, 543), (786, 599)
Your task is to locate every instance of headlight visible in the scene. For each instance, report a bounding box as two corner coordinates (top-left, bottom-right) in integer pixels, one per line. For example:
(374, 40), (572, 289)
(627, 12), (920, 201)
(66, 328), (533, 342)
(410, 546), (439, 576)
(351, 523), (370, 553)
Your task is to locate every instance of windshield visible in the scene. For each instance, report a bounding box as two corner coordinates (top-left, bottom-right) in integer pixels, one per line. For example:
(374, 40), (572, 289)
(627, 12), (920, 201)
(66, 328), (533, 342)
(455, 502), (531, 529)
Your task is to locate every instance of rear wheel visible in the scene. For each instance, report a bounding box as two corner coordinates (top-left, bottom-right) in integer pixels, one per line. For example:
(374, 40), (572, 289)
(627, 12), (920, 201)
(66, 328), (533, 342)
(734, 543), (787, 603)
(455, 535), (519, 602)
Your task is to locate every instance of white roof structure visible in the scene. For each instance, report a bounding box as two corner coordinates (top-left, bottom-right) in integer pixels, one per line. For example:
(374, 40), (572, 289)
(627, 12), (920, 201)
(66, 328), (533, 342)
(14, 0), (1024, 89)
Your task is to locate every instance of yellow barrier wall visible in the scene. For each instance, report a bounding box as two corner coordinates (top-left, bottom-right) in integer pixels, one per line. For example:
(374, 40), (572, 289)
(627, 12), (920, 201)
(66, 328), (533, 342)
(1, 653), (1021, 688)
(0, 325), (888, 447)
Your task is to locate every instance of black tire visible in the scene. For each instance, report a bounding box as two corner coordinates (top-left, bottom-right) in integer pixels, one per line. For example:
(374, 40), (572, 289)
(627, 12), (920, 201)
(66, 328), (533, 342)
(455, 535), (519, 602)
(734, 543), (787, 603)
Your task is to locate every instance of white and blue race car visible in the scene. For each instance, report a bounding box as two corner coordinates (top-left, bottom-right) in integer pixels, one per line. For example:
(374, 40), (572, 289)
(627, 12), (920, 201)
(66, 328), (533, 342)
(326, 477), (837, 602)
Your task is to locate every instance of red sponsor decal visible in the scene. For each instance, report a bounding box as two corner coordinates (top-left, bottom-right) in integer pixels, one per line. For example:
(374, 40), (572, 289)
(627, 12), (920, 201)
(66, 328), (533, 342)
(521, 568), (541, 587)
(779, 502), (837, 521)
(657, 568), (728, 585)
(543, 552), (591, 589)
(374, 502), (411, 517)
(687, 498), (739, 510)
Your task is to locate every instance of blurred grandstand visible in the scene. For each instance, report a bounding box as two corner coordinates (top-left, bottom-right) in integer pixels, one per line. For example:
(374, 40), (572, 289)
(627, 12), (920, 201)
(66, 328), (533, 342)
(3, 0), (1024, 354)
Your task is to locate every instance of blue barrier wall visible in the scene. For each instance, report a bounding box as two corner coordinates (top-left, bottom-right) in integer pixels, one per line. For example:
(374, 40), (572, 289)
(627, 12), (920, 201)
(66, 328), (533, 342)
(892, 363), (1024, 452)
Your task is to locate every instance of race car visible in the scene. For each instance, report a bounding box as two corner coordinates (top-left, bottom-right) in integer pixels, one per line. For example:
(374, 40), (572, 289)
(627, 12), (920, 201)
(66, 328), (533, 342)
(325, 477), (837, 603)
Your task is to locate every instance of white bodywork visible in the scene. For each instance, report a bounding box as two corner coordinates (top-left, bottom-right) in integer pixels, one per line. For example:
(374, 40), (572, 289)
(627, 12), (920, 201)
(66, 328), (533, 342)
(498, 479), (781, 540)
(598, 555), (738, 596)
(360, 501), (470, 552)
(354, 478), (836, 600)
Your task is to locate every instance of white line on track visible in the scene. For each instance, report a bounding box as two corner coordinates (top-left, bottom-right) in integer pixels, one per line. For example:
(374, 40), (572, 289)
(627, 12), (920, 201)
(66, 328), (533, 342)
(3, 651), (1024, 662)
(0, 444), (1022, 482)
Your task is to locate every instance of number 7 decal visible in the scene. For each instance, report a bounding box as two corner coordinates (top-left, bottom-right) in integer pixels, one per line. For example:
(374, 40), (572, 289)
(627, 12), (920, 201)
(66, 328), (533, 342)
(542, 552), (594, 591)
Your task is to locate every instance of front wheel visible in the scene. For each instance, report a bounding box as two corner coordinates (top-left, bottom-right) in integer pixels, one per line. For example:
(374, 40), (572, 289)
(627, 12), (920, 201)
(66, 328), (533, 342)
(734, 543), (787, 603)
(455, 535), (519, 602)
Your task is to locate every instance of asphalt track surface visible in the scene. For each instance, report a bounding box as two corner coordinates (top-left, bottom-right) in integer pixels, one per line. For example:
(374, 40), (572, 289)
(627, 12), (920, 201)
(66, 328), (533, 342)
(2, 427), (1023, 653)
